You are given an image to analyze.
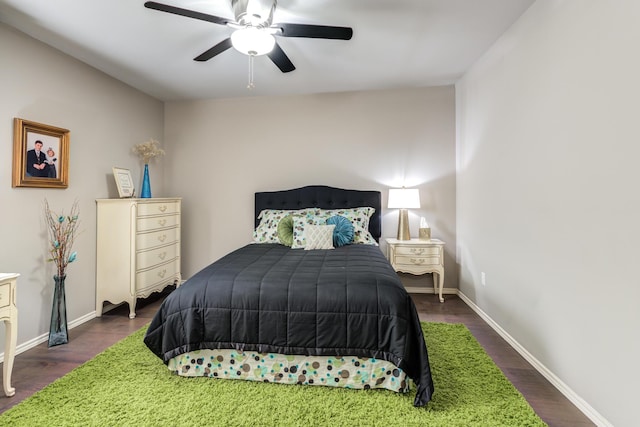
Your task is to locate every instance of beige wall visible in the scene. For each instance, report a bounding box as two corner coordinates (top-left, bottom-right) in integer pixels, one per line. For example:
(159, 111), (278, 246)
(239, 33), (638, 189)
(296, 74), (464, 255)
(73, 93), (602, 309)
(164, 87), (457, 288)
(456, 1), (639, 426)
(0, 24), (164, 353)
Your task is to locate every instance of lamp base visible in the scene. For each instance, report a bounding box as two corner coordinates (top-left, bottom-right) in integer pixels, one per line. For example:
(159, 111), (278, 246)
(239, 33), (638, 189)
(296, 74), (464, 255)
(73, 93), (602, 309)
(397, 209), (411, 240)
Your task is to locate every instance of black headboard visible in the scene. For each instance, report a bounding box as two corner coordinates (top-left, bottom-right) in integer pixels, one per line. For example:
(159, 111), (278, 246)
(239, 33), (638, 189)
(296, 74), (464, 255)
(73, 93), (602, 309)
(255, 185), (382, 241)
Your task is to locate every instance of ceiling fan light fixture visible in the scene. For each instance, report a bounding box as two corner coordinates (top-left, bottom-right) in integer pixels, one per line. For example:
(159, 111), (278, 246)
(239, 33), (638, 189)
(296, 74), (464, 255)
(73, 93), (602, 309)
(231, 27), (275, 56)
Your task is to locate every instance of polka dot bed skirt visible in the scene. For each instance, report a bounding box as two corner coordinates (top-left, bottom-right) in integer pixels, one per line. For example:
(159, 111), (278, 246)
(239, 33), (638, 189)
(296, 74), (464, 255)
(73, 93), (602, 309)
(168, 349), (411, 393)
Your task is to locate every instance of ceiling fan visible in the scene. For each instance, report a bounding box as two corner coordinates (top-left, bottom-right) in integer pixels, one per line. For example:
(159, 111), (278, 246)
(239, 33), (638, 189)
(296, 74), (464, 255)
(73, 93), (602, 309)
(144, 0), (353, 74)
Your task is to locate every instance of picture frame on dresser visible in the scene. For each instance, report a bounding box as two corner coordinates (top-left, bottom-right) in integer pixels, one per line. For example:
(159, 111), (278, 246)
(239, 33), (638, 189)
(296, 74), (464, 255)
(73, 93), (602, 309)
(112, 167), (135, 198)
(12, 118), (70, 188)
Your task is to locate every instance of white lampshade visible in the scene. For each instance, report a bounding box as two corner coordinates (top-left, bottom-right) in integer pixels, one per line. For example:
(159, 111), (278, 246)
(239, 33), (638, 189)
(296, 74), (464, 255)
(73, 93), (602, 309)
(388, 188), (420, 240)
(231, 27), (275, 56)
(388, 188), (421, 209)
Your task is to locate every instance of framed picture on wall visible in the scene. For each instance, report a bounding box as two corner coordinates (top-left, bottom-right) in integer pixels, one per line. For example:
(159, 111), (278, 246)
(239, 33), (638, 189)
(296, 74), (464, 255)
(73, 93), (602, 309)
(12, 118), (70, 188)
(112, 167), (135, 198)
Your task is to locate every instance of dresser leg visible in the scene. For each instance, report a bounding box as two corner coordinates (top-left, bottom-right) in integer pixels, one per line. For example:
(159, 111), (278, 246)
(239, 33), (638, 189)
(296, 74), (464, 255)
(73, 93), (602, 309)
(3, 318), (16, 397)
(128, 299), (137, 319)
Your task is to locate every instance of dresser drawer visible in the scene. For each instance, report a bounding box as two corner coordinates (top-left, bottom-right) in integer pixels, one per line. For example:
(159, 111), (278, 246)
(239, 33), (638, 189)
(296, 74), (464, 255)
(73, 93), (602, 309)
(136, 261), (179, 293)
(394, 246), (441, 257)
(136, 243), (179, 270)
(0, 282), (10, 309)
(137, 214), (179, 232)
(136, 227), (179, 250)
(137, 201), (180, 217)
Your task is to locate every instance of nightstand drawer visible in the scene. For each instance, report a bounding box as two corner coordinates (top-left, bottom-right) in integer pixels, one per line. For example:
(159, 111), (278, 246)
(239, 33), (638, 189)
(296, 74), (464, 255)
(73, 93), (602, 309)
(394, 246), (440, 257)
(137, 201), (180, 217)
(0, 283), (9, 309)
(394, 256), (441, 267)
(137, 214), (179, 232)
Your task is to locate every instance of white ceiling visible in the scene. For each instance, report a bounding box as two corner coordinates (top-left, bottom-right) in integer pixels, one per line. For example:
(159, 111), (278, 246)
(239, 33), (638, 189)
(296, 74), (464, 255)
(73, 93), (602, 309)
(0, 0), (535, 101)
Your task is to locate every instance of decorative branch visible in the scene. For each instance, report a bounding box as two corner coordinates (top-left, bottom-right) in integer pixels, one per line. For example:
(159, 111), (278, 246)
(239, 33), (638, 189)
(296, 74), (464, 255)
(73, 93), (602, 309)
(44, 199), (80, 278)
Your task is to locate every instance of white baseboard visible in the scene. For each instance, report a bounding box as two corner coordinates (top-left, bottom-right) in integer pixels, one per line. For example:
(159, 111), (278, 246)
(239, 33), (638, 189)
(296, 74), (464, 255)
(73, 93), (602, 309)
(405, 286), (457, 295)
(0, 311), (96, 363)
(457, 290), (612, 427)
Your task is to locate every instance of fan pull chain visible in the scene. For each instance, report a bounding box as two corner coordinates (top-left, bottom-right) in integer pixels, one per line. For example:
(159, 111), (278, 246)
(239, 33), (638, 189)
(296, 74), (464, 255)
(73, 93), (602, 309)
(247, 54), (255, 89)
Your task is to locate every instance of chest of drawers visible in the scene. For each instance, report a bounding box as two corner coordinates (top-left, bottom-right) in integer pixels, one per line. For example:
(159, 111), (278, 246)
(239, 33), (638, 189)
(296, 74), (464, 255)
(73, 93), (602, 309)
(96, 198), (181, 318)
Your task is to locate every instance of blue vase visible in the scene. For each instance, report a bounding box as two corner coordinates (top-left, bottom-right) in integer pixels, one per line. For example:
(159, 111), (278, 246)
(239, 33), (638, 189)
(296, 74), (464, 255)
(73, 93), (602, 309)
(48, 275), (68, 347)
(141, 163), (152, 198)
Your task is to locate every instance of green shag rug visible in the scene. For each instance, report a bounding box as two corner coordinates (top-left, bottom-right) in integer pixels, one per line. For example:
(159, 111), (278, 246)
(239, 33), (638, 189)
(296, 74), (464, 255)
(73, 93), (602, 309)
(1, 323), (546, 426)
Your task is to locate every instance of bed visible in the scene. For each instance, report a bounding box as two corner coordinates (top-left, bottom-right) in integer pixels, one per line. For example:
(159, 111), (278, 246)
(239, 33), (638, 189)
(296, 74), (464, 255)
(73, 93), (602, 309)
(144, 185), (434, 407)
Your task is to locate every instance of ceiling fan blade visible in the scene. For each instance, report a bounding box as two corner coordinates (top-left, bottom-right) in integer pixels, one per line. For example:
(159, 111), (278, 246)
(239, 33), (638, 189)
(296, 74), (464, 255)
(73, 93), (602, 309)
(275, 23), (353, 40)
(194, 38), (233, 62)
(267, 43), (295, 73)
(144, 1), (230, 26)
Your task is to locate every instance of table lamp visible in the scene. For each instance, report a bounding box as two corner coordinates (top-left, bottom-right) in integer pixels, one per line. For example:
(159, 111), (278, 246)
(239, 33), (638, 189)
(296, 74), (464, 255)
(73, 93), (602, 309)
(388, 188), (420, 240)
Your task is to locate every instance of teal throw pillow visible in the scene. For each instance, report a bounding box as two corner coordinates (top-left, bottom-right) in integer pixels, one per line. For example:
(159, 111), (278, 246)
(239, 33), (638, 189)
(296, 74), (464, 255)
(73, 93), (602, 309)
(326, 215), (354, 247)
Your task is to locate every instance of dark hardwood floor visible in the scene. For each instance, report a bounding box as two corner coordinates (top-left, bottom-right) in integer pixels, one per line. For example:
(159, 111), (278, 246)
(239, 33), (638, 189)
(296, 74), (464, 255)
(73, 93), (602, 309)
(0, 292), (595, 426)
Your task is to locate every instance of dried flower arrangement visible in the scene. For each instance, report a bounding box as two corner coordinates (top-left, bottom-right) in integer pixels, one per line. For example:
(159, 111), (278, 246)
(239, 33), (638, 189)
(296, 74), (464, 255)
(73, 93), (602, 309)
(132, 138), (165, 164)
(44, 199), (80, 278)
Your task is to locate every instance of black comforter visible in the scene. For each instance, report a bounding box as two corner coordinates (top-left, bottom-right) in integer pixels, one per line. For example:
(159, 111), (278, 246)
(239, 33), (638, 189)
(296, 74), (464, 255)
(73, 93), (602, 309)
(144, 243), (434, 407)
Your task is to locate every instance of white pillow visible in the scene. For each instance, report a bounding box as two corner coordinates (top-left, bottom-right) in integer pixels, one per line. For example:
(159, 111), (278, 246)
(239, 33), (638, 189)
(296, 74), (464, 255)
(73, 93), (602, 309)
(291, 214), (329, 249)
(304, 224), (335, 250)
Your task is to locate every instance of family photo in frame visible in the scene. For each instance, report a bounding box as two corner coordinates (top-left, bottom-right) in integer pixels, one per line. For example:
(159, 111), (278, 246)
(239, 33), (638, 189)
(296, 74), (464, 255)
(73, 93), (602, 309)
(112, 167), (135, 198)
(12, 117), (70, 189)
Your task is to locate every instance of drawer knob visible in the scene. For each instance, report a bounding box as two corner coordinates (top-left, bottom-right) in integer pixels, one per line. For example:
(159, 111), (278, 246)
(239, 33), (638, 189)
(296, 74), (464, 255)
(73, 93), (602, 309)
(158, 269), (167, 278)
(158, 219), (167, 226)
(410, 258), (425, 264)
(158, 234), (167, 242)
(411, 248), (425, 255)
(158, 252), (167, 260)
(159, 205), (167, 212)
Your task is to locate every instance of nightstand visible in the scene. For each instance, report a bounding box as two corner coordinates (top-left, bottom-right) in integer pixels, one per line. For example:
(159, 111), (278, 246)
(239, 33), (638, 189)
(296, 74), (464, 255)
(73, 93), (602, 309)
(0, 273), (18, 397)
(385, 238), (445, 302)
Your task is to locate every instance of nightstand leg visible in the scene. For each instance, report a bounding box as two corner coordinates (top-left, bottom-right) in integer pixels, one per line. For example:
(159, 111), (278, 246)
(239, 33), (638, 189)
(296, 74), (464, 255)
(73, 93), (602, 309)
(433, 272), (444, 303)
(3, 318), (16, 397)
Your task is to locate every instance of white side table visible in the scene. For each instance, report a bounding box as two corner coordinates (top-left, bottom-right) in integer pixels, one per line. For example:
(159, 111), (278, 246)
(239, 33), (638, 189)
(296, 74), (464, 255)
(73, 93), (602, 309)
(0, 273), (18, 397)
(385, 238), (445, 302)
